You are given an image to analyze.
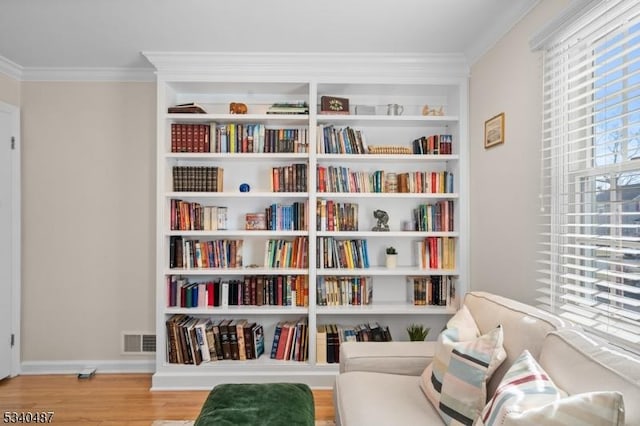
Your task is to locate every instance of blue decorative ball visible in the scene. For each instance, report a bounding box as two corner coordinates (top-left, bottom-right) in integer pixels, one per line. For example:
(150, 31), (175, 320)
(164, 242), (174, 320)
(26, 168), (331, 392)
(239, 183), (250, 192)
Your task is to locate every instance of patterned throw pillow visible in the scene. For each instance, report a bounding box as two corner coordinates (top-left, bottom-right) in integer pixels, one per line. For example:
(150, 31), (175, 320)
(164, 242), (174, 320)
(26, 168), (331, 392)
(475, 350), (625, 426)
(421, 307), (507, 426)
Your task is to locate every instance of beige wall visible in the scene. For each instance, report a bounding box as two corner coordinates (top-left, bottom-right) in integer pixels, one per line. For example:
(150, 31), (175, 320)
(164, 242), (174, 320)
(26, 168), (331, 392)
(469, 0), (568, 303)
(6, 0), (571, 364)
(0, 73), (20, 106)
(20, 82), (156, 361)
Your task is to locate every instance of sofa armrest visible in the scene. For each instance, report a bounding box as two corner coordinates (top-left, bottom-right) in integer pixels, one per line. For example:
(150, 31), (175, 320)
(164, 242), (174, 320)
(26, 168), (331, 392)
(339, 341), (436, 376)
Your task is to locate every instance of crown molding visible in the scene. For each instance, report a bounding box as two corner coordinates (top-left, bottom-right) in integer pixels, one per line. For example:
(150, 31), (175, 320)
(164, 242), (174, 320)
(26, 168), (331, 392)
(142, 52), (469, 82)
(466, 0), (540, 65)
(530, 0), (602, 51)
(20, 67), (156, 82)
(0, 55), (23, 80)
(2, 52), (470, 83)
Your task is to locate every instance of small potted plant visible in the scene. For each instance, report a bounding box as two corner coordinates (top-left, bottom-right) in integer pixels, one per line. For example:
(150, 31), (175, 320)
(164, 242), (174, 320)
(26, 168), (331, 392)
(385, 246), (398, 268)
(406, 324), (430, 341)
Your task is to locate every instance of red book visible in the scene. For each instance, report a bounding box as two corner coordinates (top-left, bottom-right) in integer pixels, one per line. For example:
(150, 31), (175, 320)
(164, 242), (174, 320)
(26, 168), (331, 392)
(275, 323), (290, 360)
(207, 281), (214, 307)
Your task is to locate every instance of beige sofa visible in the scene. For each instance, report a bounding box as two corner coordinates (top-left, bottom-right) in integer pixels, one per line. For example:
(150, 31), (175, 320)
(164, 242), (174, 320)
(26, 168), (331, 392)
(334, 291), (640, 425)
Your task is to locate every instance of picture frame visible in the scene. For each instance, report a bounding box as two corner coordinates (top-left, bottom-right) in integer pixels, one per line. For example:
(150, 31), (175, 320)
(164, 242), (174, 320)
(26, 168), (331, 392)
(484, 112), (505, 149)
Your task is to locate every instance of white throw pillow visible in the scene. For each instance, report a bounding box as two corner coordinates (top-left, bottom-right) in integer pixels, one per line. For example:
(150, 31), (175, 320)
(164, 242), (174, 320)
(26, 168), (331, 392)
(421, 306), (507, 426)
(475, 350), (625, 426)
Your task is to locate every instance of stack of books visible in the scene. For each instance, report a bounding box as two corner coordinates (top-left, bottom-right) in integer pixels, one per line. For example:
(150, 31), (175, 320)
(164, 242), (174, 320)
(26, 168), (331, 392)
(266, 102), (309, 115)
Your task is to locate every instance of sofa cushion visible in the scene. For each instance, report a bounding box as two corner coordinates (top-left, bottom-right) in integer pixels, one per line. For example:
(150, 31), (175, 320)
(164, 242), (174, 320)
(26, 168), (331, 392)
(339, 341), (437, 375)
(539, 328), (640, 426)
(464, 292), (569, 397)
(476, 349), (625, 426)
(421, 322), (507, 425)
(334, 371), (443, 426)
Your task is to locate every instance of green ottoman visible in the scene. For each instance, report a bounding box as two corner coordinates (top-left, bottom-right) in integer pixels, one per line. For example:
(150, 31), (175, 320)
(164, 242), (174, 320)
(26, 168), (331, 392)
(194, 383), (315, 426)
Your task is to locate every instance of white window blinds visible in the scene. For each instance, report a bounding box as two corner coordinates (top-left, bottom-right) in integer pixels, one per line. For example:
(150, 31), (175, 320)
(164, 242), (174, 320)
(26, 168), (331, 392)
(539, 0), (640, 352)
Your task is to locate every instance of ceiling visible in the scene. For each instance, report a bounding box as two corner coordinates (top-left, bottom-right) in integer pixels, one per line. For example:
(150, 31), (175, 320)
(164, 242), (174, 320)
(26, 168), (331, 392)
(0, 0), (539, 78)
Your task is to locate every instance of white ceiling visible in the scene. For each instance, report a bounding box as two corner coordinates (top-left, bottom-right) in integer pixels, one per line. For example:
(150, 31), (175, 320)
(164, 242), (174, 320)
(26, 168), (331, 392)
(0, 0), (539, 77)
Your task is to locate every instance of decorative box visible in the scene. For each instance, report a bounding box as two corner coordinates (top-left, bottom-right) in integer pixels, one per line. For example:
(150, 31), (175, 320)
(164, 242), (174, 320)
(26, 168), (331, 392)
(320, 96), (350, 114)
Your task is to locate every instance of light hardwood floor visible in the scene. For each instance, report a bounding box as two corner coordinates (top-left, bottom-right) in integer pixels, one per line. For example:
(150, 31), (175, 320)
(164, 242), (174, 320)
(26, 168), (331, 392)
(0, 374), (335, 425)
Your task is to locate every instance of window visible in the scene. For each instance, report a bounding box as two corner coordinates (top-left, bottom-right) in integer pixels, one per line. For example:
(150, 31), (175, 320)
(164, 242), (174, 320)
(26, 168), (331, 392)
(539, 0), (640, 353)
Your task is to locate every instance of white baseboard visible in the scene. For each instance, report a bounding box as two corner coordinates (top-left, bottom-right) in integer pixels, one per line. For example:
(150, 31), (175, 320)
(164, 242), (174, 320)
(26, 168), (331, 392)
(20, 359), (154, 375)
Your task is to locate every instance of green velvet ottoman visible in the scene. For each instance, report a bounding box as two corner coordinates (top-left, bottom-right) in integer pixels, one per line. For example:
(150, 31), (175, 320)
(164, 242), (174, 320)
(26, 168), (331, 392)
(194, 383), (315, 426)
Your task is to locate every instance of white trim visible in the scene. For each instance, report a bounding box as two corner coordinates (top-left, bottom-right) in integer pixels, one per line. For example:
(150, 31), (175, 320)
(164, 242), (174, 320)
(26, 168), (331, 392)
(466, 0), (541, 64)
(0, 101), (21, 377)
(151, 370), (335, 391)
(20, 67), (156, 82)
(20, 359), (155, 375)
(3, 53), (470, 82)
(0, 56), (22, 81)
(142, 52), (470, 81)
(530, 0), (603, 51)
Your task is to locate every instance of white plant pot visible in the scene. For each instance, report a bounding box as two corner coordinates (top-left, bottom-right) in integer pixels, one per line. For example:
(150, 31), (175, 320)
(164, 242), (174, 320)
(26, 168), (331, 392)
(386, 254), (397, 268)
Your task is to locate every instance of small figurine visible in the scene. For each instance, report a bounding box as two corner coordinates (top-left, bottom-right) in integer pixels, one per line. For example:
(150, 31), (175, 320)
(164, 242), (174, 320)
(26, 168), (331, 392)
(371, 209), (390, 232)
(229, 102), (248, 114)
(421, 105), (444, 116)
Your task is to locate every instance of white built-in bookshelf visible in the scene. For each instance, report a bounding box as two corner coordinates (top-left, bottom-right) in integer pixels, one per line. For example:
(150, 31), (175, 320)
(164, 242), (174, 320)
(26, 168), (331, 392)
(145, 52), (469, 390)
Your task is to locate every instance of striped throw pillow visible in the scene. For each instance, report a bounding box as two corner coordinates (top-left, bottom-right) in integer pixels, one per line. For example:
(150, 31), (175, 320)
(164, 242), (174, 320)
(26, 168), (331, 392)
(421, 322), (506, 426)
(475, 350), (625, 426)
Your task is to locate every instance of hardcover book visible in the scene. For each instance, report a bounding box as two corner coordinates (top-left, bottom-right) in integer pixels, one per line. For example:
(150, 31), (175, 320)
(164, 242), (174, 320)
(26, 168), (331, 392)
(168, 102), (207, 114)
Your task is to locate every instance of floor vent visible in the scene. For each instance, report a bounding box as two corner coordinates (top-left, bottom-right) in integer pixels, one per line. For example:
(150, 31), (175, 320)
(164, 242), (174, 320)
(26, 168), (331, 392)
(122, 332), (156, 354)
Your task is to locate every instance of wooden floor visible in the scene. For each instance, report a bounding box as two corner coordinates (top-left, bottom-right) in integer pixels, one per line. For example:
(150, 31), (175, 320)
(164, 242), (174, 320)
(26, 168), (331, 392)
(0, 374), (335, 425)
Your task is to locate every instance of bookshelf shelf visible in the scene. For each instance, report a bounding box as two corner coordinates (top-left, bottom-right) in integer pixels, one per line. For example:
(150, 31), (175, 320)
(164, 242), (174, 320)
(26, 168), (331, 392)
(165, 267), (310, 276)
(315, 267), (458, 276)
(316, 304), (456, 315)
(165, 152), (309, 161)
(315, 231), (459, 238)
(148, 52), (469, 390)
(166, 192), (309, 199)
(167, 114), (310, 129)
(316, 192), (459, 199)
(166, 306), (309, 316)
(316, 153), (460, 163)
(316, 115), (459, 126)
(167, 230), (309, 237)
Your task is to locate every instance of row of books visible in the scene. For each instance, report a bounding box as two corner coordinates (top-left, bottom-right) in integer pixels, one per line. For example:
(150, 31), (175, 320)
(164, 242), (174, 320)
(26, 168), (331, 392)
(170, 123), (310, 154)
(317, 237), (369, 269)
(166, 315), (265, 364)
(316, 276), (372, 306)
(167, 275), (309, 308)
(170, 123), (210, 153)
(271, 163), (308, 192)
(395, 171), (454, 194)
(264, 237), (308, 268)
(317, 200), (359, 231)
(412, 134), (453, 155)
(169, 237), (243, 269)
(317, 125), (368, 154)
(414, 237), (456, 269)
(270, 318), (309, 362)
(413, 200), (455, 232)
(263, 201), (307, 231)
(316, 323), (392, 364)
(170, 200), (228, 231)
(211, 124), (309, 154)
(168, 123), (452, 156)
(317, 167), (454, 194)
(407, 276), (453, 306)
(172, 166), (224, 192)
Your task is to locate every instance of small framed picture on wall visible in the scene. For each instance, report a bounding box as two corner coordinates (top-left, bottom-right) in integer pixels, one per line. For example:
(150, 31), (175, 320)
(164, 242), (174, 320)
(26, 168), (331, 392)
(484, 112), (505, 149)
